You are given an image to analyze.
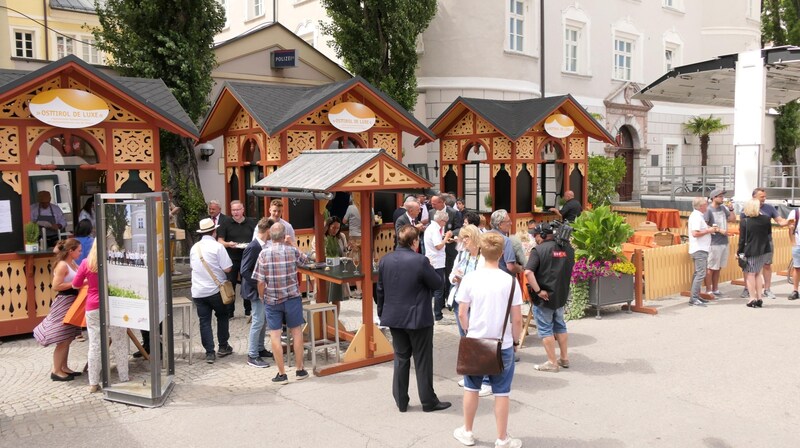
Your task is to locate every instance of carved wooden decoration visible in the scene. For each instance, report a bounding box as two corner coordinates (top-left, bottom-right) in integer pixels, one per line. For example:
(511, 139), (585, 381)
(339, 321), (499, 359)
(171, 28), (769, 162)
(479, 137), (491, 154)
(447, 112), (474, 137)
(287, 131), (316, 161)
(140, 170), (155, 191)
(578, 163), (586, 176)
(33, 257), (54, 317)
(85, 128), (106, 151)
(492, 136), (511, 160)
(373, 132), (398, 159)
(515, 164), (523, 175)
(476, 115), (494, 134)
(359, 132), (370, 149)
(0, 259), (28, 321)
(374, 228), (395, 258)
(107, 102), (144, 122)
(568, 138), (586, 160)
(568, 163), (575, 178)
(342, 161), (380, 187)
(526, 163), (535, 178)
(26, 127), (49, 152)
(515, 217), (529, 232)
(227, 167), (235, 181)
(516, 136), (535, 159)
(374, 113), (393, 128)
(295, 99), (335, 126)
(114, 170), (130, 191)
(267, 136), (281, 161)
(0, 127), (19, 163)
(382, 162), (416, 185)
(226, 136), (239, 163)
(442, 164), (452, 176)
(112, 129), (153, 163)
(253, 133), (265, 157)
(0, 78), (60, 119)
(1, 171), (22, 194)
(321, 131), (337, 147)
(229, 108), (251, 131)
(492, 164), (505, 177)
(442, 139), (459, 161)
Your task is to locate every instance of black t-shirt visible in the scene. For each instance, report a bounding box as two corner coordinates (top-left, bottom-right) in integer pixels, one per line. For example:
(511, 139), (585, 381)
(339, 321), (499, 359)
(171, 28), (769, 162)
(559, 199), (583, 223)
(217, 217), (256, 261)
(524, 239), (575, 309)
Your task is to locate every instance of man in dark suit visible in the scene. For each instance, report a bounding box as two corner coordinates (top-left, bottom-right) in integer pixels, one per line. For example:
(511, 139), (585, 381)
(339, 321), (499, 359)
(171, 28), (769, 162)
(377, 225), (450, 413)
(394, 198), (424, 250)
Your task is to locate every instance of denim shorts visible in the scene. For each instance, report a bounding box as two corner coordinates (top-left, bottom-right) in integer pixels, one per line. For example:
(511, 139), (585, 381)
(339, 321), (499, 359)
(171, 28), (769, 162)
(793, 246), (800, 268)
(535, 305), (567, 338)
(463, 347), (515, 396)
(265, 296), (304, 331)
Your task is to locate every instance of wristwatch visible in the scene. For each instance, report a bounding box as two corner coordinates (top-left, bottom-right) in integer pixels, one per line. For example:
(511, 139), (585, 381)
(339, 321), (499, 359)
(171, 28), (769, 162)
(533, 288), (541, 295)
(513, 341), (520, 347)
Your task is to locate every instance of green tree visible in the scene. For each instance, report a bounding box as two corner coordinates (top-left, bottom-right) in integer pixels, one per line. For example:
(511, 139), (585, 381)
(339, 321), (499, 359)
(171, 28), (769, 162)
(683, 115), (729, 167)
(763, 0), (800, 165)
(91, 0), (225, 245)
(320, 0), (437, 110)
(105, 204), (129, 250)
(587, 155), (626, 207)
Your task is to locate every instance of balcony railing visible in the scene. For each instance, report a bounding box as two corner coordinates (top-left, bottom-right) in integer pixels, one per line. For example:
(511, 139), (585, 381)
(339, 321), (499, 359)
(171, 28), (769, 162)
(640, 165), (734, 200)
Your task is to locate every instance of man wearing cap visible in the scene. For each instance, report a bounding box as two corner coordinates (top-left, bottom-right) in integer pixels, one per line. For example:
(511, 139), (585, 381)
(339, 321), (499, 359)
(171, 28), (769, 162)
(189, 218), (234, 364)
(704, 189), (736, 297)
(31, 191), (66, 247)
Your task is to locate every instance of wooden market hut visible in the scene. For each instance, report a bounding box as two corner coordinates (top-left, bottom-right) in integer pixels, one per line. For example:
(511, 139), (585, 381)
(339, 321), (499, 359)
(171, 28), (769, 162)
(0, 55), (198, 336)
(198, 77), (436, 256)
(420, 95), (615, 231)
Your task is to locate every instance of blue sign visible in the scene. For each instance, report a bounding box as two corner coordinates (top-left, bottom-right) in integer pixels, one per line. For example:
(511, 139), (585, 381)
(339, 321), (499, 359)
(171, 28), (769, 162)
(271, 49), (297, 69)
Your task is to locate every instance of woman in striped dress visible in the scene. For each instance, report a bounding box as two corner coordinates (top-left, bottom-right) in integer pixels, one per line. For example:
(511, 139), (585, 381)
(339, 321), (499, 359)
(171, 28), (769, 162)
(33, 238), (83, 381)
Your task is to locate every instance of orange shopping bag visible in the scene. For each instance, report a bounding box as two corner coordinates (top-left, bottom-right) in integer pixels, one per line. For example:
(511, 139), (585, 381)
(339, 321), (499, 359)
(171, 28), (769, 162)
(63, 285), (88, 327)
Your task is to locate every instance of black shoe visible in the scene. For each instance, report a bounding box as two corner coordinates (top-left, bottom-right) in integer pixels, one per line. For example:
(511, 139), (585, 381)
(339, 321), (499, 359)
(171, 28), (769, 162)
(132, 351), (144, 359)
(272, 373), (289, 384)
(435, 315), (443, 321)
(755, 299), (763, 308)
(205, 353), (216, 364)
(66, 371), (82, 377)
(790, 291), (800, 300)
(247, 357), (269, 368)
(50, 372), (74, 382)
(218, 345), (233, 357)
(423, 401), (452, 412)
(259, 349), (274, 358)
(295, 369), (309, 380)
(746, 301), (757, 308)
(398, 403), (408, 413)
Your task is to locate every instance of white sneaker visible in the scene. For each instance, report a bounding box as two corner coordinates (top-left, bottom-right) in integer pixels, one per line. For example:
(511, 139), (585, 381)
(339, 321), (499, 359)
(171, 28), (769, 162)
(453, 426), (476, 446)
(479, 383), (493, 397)
(457, 378), (465, 387)
(495, 435), (523, 448)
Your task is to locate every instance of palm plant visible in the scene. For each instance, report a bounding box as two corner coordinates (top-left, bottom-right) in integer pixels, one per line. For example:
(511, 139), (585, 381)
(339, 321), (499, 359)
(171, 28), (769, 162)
(683, 115), (729, 167)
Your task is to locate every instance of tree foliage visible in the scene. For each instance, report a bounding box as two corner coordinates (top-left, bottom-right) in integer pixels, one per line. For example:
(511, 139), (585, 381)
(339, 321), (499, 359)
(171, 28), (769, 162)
(320, 0), (437, 110)
(683, 115), (729, 167)
(763, 0), (800, 165)
(105, 204), (129, 250)
(587, 155), (626, 207)
(91, 0), (225, 246)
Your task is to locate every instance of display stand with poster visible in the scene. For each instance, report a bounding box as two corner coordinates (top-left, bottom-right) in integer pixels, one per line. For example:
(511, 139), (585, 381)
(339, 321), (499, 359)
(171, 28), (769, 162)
(96, 192), (174, 408)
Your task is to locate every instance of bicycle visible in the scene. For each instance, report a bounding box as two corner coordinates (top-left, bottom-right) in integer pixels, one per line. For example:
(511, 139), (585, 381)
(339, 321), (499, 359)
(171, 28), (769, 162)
(673, 182), (714, 196)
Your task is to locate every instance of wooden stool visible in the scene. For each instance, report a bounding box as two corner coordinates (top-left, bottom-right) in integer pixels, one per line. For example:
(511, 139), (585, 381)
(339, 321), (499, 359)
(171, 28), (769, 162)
(302, 303), (341, 371)
(172, 296), (193, 364)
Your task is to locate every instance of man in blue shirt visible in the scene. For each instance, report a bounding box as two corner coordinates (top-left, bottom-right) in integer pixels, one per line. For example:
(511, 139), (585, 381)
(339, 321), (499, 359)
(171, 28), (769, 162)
(740, 188), (788, 299)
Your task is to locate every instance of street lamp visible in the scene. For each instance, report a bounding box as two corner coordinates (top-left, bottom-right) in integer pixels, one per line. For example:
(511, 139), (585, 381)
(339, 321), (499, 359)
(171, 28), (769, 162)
(197, 143), (215, 161)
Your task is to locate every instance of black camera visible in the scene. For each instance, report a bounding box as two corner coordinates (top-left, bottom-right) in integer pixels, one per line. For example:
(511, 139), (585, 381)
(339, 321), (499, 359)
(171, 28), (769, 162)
(549, 220), (573, 246)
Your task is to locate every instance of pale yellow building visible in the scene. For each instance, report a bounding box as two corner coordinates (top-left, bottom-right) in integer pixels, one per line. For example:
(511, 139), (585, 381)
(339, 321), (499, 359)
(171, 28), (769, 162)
(5, 0), (105, 70)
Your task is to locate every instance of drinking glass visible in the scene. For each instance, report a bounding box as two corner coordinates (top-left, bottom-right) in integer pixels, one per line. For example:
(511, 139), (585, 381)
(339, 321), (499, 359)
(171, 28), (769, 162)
(352, 256), (360, 274)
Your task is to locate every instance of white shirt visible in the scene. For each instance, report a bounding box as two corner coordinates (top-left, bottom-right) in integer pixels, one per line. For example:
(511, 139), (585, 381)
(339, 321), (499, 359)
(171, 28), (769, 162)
(420, 205), (429, 223)
(424, 221), (446, 269)
(252, 218), (295, 241)
(688, 209), (711, 254)
(190, 235), (233, 298)
(791, 210), (800, 247)
(456, 268), (523, 349)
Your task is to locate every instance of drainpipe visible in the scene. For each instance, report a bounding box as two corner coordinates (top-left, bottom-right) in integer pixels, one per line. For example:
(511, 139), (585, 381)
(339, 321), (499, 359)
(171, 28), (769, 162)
(273, 0), (277, 23)
(539, 0), (545, 98)
(43, 0), (49, 61)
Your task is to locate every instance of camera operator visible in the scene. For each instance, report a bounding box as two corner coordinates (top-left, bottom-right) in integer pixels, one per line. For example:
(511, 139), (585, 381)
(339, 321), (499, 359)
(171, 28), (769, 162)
(524, 222), (574, 373)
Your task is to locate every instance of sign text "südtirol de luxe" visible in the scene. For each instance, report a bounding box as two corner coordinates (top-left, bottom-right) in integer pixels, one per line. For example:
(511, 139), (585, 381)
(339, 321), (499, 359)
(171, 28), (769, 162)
(29, 89), (110, 129)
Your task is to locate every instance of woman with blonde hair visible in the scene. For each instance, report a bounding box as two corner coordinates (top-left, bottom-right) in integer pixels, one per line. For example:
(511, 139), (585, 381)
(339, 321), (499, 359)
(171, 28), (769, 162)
(73, 239), (129, 392)
(738, 198), (773, 308)
(33, 238), (83, 381)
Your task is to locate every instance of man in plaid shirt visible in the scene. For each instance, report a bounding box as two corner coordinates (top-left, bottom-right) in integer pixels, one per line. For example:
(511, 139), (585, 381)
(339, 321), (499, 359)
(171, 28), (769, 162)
(252, 222), (309, 384)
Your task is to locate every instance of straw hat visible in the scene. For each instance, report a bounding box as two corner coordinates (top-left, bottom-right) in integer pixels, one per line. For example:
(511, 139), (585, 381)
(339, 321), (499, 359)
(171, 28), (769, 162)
(196, 217), (219, 234)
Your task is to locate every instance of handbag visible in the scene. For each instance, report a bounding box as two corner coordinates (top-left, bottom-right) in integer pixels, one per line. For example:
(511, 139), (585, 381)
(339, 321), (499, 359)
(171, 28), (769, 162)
(737, 217), (748, 270)
(198, 247), (236, 305)
(63, 285), (88, 327)
(456, 276), (516, 376)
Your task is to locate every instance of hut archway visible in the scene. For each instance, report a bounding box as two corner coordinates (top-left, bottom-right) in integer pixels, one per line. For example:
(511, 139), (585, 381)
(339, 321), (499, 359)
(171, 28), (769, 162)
(242, 138), (263, 219)
(538, 140), (565, 209)
(462, 142), (491, 212)
(615, 125), (636, 201)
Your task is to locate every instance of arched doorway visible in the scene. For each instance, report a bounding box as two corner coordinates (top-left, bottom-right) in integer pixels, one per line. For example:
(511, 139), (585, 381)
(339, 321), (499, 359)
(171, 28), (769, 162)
(615, 125), (635, 201)
(538, 140), (565, 209)
(242, 138), (263, 219)
(462, 142), (491, 212)
(31, 131), (104, 236)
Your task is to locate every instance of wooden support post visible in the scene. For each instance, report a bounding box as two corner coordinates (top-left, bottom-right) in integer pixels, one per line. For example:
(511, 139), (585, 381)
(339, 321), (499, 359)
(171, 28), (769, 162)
(623, 249), (658, 315)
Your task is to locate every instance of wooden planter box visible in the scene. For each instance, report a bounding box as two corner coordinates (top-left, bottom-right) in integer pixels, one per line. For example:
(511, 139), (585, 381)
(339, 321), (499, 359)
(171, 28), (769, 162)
(588, 274), (634, 319)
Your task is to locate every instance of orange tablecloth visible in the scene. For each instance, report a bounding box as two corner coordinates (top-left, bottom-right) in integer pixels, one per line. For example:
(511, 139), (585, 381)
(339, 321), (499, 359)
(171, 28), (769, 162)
(646, 208), (681, 230)
(622, 242), (651, 261)
(629, 230), (680, 246)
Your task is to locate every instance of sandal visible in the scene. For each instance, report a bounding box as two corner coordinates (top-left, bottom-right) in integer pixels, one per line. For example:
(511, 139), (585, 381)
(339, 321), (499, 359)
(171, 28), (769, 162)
(557, 359), (570, 369)
(534, 360), (559, 372)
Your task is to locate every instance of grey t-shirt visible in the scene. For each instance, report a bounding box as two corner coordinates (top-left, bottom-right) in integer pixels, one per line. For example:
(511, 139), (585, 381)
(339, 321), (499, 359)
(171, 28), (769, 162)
(704, 204), (730, 245)
(343, 205), (361, 237)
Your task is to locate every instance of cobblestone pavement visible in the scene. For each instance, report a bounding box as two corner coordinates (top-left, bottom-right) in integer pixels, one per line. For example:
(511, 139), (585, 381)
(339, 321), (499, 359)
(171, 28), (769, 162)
(2, 268), (800, 447)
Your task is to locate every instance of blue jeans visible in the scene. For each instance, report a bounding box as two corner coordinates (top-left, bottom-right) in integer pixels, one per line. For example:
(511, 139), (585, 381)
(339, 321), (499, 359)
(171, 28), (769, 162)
(193, 292), (230, 354)
(453, 301), (465, 336)
(248, 298), (267, 358)
(433, 268), (445, 319)
(691, 251), (708, 300)
(464, 347), (516, 396)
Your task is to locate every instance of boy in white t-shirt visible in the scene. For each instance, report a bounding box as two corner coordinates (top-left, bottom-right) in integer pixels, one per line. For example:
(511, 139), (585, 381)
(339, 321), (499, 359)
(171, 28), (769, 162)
(454, 232), (523, 448)
(788, 209), (800, 300)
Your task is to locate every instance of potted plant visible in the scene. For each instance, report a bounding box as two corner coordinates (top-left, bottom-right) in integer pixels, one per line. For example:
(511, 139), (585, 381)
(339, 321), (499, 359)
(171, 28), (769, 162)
(534, 196), (543, 212)
(567, 206), (635, 320)
(24, 222), (40, 252)
(483, 194), (492, 210)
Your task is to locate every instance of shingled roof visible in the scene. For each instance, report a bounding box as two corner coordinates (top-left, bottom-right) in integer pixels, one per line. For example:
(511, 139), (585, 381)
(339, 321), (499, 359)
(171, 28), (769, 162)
(421, 94), (615, 145)
(0, 55), (198, 138)
(200, 77), (435, 142)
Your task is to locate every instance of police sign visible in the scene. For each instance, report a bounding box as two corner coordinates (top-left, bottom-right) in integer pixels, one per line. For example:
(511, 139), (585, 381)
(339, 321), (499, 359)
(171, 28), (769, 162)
(271, 49), (297, 69)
